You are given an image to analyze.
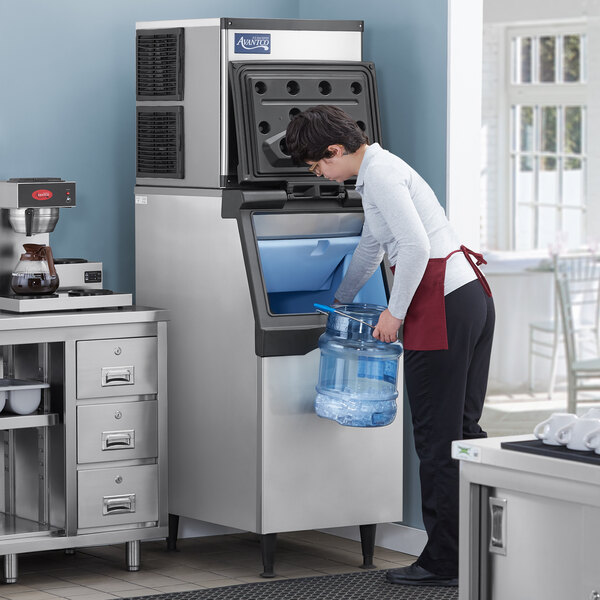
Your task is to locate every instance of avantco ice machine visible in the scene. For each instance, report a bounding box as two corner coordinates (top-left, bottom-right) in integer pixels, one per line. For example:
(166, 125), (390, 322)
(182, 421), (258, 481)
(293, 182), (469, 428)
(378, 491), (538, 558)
(134, 17), (403, 576)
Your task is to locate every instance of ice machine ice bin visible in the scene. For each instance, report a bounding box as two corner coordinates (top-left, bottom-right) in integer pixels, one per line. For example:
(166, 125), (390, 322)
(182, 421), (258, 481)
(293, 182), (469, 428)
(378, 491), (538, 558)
(134, 17), (403, 576)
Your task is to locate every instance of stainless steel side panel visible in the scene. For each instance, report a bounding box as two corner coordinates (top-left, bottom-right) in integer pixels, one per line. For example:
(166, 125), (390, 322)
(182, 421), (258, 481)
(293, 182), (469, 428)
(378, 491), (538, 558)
(135, 190), (259, 531)
(260, 352), (403, 533)
(77, 400), (158, 463)
(76, 337), (158, 399)
(136, 25), (222, 188)
(77, 464), (158, 529)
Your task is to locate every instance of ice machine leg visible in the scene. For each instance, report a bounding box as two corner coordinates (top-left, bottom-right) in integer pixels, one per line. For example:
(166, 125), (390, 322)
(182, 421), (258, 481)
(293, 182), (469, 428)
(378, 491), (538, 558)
(359, 524), (377, 569)
(260, 533), (277, 578)
(167, 513), (179, 551)
(3, 554), (17, 584)
(126, 540), (140, 571)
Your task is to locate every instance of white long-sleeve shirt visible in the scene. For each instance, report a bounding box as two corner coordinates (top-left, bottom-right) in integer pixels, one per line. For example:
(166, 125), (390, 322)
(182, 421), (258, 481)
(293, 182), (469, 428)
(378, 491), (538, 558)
(335, 143), (476, 319)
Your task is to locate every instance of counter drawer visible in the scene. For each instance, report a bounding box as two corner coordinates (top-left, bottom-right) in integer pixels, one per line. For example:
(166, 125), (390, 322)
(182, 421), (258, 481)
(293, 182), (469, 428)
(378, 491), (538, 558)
(77, 337), (157, 399)
(77, 400), (158, 463)
(78, 464), (158, 529)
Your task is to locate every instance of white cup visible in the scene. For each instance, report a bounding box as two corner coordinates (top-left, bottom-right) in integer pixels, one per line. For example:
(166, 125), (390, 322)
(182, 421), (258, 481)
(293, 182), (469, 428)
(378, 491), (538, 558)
(583, 427), (600, 454)
(556, 417), (600, 451)
(533, 413), (578, 445)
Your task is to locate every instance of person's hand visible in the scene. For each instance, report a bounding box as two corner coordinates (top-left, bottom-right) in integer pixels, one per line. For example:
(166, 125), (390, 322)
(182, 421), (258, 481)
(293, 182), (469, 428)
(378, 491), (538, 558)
(373, 309), (402, 343)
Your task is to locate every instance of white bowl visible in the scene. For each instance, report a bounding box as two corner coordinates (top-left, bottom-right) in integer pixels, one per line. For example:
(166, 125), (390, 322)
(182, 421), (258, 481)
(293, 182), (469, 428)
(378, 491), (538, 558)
(0, 379), (50, 415)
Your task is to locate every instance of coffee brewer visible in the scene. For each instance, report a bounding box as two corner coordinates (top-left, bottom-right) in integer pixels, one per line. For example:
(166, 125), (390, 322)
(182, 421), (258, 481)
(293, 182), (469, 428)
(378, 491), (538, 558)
(0, 178), (132, 312)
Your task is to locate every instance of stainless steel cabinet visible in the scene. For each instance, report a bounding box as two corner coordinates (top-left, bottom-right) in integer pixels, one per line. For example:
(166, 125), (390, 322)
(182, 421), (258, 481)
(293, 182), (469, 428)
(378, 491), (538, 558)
(0, 308), (168, 584)
(454, 436), (600, 600)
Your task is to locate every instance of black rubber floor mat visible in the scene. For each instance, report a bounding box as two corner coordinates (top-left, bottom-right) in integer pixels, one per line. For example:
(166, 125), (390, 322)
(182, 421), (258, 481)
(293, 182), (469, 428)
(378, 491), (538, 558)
(121, 570), (459, 600)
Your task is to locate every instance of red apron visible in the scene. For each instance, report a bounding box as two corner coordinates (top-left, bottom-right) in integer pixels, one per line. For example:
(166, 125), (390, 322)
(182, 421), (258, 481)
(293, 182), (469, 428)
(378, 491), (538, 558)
(395, 245), (492, 351)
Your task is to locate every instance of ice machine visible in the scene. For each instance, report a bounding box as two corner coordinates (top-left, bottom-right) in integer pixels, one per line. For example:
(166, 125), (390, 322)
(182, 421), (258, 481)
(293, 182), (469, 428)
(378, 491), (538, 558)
(134, 17), (403, 576)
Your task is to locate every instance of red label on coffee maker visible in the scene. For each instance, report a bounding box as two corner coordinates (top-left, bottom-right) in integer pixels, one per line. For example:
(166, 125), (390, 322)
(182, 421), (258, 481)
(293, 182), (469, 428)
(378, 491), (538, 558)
(32, 189), (53, 201)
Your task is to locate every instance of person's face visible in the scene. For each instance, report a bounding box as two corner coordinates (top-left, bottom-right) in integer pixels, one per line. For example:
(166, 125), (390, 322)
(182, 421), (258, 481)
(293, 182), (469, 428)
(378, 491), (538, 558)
(306, 145), (352, 183)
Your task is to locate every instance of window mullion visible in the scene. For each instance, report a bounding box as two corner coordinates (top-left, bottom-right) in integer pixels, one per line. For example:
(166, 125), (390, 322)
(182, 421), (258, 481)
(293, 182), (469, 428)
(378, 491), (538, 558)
(557, 105), (564, 236)
(533, 105), (540, 248)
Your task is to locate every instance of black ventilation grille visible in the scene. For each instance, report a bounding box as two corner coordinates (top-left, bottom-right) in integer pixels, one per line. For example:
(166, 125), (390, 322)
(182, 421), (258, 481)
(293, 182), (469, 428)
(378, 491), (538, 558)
(136, 28), (184, 100)
(136, 107), (184, 179)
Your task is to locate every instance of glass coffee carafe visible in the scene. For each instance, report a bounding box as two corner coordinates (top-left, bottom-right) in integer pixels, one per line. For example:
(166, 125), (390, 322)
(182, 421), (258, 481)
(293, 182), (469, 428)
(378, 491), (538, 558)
(10, 244), (59, 295)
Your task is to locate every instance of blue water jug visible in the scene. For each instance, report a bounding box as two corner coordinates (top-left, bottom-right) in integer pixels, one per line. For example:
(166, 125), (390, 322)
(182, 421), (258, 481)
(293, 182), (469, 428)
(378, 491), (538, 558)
(314, 303), (403, 427)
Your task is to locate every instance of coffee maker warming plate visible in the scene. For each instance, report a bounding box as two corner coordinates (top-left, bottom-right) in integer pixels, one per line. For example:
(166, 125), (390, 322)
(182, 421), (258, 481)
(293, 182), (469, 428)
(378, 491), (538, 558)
(0, 292), (133, 313)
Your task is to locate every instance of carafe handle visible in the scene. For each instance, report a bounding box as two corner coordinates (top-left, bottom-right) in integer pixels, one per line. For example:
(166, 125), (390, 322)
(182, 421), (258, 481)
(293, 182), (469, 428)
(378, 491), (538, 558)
(41, 245), (58, 277)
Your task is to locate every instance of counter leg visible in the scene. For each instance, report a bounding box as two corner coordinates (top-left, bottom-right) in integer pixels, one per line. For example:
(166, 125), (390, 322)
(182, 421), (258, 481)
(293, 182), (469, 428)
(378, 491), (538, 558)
(126, 540), (140, 572)
(3, 554), (17, 584)
(260, 533), (277, 578)
(359, 524), (377, 569)
(167, 513), (179, 551)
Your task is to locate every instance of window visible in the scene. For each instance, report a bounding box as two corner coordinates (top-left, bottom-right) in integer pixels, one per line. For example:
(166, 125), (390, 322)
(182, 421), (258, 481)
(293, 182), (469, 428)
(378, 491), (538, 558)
(508, 26), (586, 251)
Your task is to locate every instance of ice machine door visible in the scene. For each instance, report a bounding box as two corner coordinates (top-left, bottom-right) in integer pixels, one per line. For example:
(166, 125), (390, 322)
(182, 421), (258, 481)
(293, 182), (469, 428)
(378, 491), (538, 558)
(237, 210), (390, 357)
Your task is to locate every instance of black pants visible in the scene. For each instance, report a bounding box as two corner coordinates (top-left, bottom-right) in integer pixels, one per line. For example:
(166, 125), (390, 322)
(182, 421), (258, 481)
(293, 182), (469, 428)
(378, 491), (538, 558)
(404, 279), (495, 577)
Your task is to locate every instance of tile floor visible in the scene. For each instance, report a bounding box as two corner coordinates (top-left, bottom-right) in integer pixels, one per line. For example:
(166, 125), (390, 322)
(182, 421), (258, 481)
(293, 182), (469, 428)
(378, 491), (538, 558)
(0, 531), (416, 600)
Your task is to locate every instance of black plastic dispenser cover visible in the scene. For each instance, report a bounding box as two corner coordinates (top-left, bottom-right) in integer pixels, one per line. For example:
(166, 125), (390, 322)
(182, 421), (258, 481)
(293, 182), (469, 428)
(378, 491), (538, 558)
(229, 61), (382, 185)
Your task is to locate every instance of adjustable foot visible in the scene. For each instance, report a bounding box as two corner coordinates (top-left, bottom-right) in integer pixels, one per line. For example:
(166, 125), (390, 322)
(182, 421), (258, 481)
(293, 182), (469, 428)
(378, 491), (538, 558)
(126, 540), (140, 571)
(167, 513), (180, 551)
(260, 533), (277, 578)
(3, 554), (17, 584)
(359, 524), (377, 569)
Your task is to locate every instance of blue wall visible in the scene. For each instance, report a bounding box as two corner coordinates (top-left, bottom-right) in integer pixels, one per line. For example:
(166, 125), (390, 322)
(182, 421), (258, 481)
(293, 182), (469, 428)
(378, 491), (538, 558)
(1, 0), (449, 532)
(300, 0), (448, 530)
(0, 0), (296, 293)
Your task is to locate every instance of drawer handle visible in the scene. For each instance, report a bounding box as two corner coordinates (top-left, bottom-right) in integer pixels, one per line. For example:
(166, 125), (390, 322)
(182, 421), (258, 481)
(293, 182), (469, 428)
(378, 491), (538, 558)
(103, 494), (136, 515)
(102, 430), (135, 450)
(102, 366), (135, 386)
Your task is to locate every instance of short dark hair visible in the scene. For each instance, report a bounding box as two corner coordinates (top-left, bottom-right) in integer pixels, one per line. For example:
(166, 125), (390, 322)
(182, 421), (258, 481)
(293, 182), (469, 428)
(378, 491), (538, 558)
(285, 105), (368, 164)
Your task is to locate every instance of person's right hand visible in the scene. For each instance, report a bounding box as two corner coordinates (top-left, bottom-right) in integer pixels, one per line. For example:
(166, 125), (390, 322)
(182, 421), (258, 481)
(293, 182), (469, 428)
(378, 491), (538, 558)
(373, 309), (402, 344)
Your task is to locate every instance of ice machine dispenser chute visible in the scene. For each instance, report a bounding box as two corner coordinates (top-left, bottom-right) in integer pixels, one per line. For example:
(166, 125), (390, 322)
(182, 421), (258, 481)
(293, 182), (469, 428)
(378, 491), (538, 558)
(256, 236), (386, 314)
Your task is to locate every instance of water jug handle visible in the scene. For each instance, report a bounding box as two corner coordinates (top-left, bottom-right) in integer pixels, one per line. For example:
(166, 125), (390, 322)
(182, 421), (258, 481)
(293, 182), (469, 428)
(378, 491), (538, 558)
(314, 303), (335, 314)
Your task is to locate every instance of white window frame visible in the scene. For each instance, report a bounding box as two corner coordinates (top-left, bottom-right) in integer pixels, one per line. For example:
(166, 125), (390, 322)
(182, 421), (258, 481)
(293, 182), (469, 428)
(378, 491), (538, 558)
(500, 21), (588, 251)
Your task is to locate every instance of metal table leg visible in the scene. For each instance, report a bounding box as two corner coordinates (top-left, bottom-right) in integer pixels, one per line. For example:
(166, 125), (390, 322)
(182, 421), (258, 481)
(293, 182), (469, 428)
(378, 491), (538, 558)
(3, 554), (17, 584)
(126, 540), (140, 572)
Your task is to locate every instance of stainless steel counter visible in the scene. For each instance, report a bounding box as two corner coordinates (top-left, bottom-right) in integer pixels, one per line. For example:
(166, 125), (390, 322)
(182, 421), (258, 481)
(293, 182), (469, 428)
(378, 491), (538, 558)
(454, 435), (600, 599)
(0, 305), (168, 583)
(0, 306), (169, 331)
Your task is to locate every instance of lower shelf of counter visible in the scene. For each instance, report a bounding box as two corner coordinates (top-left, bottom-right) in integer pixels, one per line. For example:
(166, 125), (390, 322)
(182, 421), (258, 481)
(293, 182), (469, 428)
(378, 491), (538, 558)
(0, 413), (59, 430)
(0, 513), (63, 540)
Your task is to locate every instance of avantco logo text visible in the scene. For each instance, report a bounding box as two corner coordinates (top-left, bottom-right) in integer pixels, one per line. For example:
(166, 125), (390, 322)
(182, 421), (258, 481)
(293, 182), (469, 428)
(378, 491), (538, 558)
(234, 33), (271, 54)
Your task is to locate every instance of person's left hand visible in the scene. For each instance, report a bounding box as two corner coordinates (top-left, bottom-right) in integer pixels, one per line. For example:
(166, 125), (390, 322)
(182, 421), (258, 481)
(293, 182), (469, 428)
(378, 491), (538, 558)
(373, 309), (402, 343)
